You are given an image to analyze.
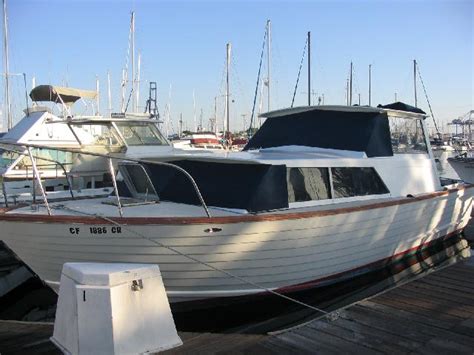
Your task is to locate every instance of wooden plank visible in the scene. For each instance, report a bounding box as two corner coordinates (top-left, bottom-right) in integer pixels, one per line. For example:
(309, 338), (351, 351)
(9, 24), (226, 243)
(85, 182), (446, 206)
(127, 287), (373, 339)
(305, 313), (424, 353)
(417, 278), (474, 298)
(259, 331), (341, 354)
(403, 281), (474, 304)
(386, 287), (474, 315)
(357, 300), (457, 330)
(416, 337), (474, 355)
(348, 304), (474, 348)
(373, 293), (468, 320)
(421, 274), (474, 292)
(290, 326), (382, 354)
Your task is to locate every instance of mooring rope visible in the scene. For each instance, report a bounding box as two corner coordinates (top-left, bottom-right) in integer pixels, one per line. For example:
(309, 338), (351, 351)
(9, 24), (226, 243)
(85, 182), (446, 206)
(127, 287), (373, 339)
(52, 204), (334, 318)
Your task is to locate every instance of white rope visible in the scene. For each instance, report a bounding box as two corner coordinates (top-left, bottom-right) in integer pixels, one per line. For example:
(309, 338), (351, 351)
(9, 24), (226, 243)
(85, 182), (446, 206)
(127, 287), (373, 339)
(52, 204), (332, 316)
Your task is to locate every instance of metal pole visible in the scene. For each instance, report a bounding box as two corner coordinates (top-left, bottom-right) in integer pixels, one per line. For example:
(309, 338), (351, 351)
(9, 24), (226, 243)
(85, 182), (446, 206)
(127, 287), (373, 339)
(349, 62), (353, 106)
(413, 59), (417, 107)
(307, 31), (311, 106)
(368, 64), (372, 106)
(131, 11), (136, 112)
(27, 147), (51, 216)
(226, 42), (231, 139)
(267, 20), (271, 111)
(3, 0), (11, 130)
(108, 158), (123, 218)
(23, 73), (29, 116)
(107, 70), (112, 115)
(95, 76), (100, 115)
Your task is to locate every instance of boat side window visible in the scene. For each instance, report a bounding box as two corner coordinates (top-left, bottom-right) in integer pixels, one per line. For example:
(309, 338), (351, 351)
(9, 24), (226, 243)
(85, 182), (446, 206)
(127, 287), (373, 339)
(0, 150), (20, 168)
(287, 167), (331, 202)
(390, 117), (427, 154)
(331, 167), (389, 198)
(15, 149), (73, 171)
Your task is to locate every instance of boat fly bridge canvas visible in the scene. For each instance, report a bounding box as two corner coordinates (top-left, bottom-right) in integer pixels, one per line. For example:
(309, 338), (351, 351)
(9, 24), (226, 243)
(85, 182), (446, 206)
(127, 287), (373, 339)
(0, 104), (472, 312)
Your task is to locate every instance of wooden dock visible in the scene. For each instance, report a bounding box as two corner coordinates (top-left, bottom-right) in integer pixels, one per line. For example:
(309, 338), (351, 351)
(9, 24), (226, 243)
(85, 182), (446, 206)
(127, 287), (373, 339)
(0, 252), (473, 354)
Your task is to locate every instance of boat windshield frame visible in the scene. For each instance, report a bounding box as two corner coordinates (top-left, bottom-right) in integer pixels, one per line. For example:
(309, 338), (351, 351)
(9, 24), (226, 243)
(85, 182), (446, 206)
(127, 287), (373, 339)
(65, 119), (169, 148)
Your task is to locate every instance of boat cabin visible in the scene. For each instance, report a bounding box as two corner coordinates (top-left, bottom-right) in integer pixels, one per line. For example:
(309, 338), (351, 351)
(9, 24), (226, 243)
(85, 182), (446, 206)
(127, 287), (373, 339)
(117, 104), (439, 214)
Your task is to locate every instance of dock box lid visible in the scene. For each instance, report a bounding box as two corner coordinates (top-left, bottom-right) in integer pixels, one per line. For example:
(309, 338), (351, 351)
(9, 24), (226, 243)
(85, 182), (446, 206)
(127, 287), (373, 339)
(61, 263), (160, 287)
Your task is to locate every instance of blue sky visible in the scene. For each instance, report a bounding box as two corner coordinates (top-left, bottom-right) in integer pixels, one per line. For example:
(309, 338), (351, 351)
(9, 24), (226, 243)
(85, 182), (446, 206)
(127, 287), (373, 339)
(2, 0), (473, 133)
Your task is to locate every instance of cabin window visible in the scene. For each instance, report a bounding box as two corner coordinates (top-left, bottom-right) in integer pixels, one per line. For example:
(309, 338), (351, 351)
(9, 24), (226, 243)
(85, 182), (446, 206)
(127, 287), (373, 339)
(331, 167), (389, 198)
(287, 167), (331, 202)
(389, 117), (427, 154)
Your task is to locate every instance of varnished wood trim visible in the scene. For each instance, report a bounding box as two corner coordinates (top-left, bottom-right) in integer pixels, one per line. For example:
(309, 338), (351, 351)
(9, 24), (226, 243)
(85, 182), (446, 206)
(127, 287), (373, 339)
(0, 185), (472, 225)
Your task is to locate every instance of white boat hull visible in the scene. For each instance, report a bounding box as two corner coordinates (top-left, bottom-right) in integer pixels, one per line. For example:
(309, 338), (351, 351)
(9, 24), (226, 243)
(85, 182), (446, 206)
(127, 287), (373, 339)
(0, 186), (472, 305)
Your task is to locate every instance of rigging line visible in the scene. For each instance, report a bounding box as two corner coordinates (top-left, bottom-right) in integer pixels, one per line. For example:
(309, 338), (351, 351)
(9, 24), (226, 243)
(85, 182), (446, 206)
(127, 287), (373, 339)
(291, 39), (308, 108)
(416, 63), (440, 134)
(53, 204), (330, 317)
(248, 27), (268, 135)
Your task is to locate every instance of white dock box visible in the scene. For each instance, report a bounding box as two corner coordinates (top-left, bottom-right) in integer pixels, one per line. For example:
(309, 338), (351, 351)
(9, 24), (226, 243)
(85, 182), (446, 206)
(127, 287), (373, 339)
(51, 263), (182, 354)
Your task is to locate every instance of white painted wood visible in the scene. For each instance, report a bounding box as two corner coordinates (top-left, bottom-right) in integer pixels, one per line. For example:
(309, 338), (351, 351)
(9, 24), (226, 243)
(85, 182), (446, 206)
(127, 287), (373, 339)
(51, 263), (182, 354)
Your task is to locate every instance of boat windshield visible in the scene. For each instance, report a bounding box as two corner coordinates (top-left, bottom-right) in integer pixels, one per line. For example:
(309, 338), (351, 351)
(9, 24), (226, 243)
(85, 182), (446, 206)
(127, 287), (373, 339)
(114, 122), (168, 146)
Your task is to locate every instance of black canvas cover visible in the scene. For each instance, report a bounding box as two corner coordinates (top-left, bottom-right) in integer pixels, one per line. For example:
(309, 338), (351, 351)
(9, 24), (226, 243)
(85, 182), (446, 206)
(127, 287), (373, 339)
(244, 108), (393, 157)
(142, 160), (288, 212)
(377, 102), (426, 115)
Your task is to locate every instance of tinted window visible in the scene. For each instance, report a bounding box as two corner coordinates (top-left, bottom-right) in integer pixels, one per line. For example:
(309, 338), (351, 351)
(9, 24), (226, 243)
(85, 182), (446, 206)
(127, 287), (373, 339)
(287, 168), (331, 202)
(332, 167), (389, 198)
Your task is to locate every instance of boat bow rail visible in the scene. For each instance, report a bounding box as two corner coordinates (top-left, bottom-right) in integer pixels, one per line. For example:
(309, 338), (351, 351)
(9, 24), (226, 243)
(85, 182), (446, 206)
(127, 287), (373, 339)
(0, 141), (212, 218)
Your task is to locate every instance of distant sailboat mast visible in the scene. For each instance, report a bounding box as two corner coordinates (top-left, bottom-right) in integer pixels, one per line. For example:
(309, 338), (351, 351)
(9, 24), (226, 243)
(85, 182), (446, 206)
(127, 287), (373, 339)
(2, 0), (11, 130)
(266, 20), (271, 111)
(413, 59), (418, 108)
(226, 42), (231, 139)
(307, 31), (311, 106)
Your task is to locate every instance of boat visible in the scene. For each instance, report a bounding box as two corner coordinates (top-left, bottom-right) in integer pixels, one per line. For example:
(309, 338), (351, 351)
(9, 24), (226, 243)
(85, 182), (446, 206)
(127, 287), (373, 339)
(171, 132), (225, 151)
(0, 84), (172, 203)
(0, 103), (472, 311)
(447, 154), (474, 183)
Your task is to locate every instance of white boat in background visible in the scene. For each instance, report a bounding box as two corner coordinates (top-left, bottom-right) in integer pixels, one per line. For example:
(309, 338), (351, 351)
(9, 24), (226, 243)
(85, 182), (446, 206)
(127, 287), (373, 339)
(448, 155), (474, 183)
(171, 132), (225, 151)
(0, 103), (472, 310)
(0, 84), (172, 203)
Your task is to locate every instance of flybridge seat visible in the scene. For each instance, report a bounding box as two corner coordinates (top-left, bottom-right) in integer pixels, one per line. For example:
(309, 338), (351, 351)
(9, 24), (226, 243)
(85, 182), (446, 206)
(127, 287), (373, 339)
(29, 85), (97, 106)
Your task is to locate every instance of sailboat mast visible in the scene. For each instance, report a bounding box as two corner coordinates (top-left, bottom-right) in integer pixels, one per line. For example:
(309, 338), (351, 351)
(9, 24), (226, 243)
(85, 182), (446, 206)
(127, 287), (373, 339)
(136, 52), (141, 111)
(368, 64), (372, 106)
(95, 76), (100, 115)
(307, 31), (311, 106)
(226, 42), (231, 138)
(131, 11), (136, 112)
(349, 61), (353, 106)
(413, 59), (418, 107)
(107, 71), (112, 115)
(2, 0), (11, 130)
(267, 20), (271, 111)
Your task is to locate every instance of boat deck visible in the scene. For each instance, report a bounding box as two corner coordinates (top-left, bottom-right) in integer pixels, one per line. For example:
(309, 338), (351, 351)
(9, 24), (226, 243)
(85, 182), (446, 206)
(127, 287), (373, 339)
(0, 253), (473, 354)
